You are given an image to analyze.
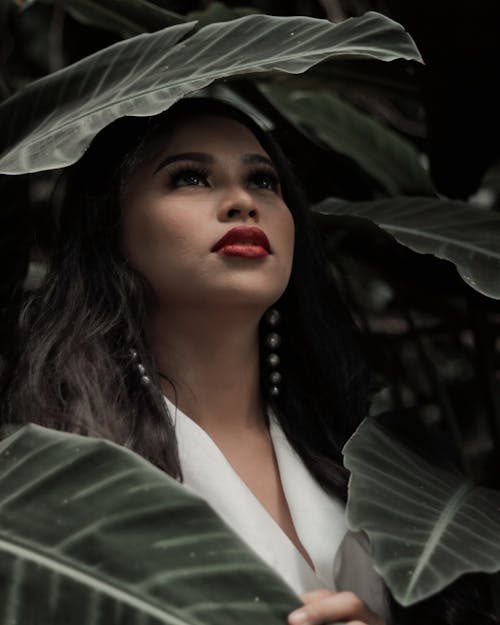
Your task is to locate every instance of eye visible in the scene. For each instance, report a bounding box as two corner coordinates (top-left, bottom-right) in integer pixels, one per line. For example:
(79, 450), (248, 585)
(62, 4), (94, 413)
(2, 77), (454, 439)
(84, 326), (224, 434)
(168, 167), (209, 188)
(247, 168), (280, 192)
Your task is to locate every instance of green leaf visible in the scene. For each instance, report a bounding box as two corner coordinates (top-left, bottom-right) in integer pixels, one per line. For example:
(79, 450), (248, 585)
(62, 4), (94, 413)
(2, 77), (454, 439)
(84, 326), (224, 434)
(343, 417), (500, 606)
(0, 11), (422, 174)
(313, 196), (500, 299)
(37, 0), (260, 36)
(186, 2), (262, 28)
(258, 84), (434, 195)
(38, 0), (186, 36)
(0, 423), (301, 624)
(10, 0), (37, 11)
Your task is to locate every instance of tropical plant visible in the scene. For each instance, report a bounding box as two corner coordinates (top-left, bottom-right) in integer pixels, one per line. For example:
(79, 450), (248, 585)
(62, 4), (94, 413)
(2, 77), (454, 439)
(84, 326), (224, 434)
(0, 423), (302, 625)
(1, 417), (499, 624)
(1, 1), (499, 623)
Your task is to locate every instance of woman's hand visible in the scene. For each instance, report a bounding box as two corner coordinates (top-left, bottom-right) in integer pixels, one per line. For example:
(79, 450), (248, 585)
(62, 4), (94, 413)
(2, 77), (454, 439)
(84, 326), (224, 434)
(287, 589), (386, 625)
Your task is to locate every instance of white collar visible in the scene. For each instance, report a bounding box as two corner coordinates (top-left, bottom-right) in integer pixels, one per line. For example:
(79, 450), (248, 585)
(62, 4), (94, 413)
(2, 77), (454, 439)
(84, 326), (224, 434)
(164, 395), (348, 594)
(267, 409), (348, 583)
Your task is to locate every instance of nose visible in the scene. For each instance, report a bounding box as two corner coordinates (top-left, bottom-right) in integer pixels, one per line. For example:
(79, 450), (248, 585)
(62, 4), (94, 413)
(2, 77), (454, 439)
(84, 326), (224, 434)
(217, 185), (259, 222)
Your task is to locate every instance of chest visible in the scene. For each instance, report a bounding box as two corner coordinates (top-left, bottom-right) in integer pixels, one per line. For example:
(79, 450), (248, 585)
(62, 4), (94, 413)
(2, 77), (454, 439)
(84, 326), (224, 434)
(210, 427), (316, 571)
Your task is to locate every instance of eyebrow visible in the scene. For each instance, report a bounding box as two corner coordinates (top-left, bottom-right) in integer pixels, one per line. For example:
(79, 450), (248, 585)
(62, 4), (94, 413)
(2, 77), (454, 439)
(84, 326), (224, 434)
(153, 151), (277, 174)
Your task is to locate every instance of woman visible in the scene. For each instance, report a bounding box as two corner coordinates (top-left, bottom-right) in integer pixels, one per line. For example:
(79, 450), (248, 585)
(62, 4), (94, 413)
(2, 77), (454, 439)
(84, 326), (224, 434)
(2, 97), (492, 625)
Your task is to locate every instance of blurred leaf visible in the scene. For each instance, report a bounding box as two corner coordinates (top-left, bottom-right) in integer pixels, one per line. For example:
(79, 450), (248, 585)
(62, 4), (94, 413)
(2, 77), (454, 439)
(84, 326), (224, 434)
(259, 84), (433, 195)
(313, 196), (500, 299)
(186, 2), (262, 28)
(36, 0), (260, 36)
(10, 0), (37, 10)
(0, 423), (301, 625)
(0, 11), (423, 174)
(343, 417), (500, 606)
(38, 0), (185, 36)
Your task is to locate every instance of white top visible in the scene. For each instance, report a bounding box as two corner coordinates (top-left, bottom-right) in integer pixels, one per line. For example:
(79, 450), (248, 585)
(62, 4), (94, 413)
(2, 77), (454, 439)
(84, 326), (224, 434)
(165, 396), (389, 621)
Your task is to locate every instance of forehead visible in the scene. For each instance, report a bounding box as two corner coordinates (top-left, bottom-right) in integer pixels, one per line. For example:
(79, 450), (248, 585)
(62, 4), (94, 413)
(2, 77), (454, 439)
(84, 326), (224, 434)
(153, 114), (269, 157)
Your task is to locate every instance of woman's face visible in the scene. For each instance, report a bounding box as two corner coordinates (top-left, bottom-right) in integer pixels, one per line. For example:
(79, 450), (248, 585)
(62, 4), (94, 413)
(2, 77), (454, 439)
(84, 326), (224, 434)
(121, 114), (295, 312)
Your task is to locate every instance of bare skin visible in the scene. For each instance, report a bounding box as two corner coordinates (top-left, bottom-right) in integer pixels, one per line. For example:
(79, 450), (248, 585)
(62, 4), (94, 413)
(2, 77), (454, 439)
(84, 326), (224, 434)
(122, 113), (311, 564)
(148, 305), (314, 569)
(210, 417), (316, 571)
(121, 115), (294, 433)
(121, 114), (385, 625)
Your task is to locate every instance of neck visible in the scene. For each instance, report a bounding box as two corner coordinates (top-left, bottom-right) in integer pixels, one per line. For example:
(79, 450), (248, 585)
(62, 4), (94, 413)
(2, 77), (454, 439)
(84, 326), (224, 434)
(148, 305), (267, 434)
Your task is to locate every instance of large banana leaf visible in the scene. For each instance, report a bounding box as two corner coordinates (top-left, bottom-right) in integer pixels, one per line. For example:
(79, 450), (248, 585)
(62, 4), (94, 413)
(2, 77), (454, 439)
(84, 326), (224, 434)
(313, 196), (500, 299)
(259, 83), (434, 196)
(0, 11), (422, 174)
(0, 423), (303, 625)
(343, 417), (500, 606)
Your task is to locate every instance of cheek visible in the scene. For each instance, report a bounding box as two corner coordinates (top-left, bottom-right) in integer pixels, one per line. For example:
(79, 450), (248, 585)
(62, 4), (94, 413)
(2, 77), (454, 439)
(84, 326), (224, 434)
(280, 211), (296, 266)
(122, 217), (205, 306)
(288, 214), (296, 252)
(267, 207), (295, 295)
(121, 198), (202, 278)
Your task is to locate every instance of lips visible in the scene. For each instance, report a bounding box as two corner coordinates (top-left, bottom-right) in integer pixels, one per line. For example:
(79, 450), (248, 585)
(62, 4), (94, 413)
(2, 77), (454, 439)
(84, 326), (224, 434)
(211, 226), (271, 255)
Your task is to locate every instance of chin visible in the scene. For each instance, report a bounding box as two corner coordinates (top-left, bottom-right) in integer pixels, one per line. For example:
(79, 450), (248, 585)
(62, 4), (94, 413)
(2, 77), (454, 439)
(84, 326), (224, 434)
(212, 281), (288, 309)
(157, 271), (290, 310)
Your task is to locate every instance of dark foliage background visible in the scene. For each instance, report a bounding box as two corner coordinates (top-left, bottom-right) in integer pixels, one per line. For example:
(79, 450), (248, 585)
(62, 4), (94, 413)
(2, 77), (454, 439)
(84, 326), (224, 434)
(1, 0), (499, 617)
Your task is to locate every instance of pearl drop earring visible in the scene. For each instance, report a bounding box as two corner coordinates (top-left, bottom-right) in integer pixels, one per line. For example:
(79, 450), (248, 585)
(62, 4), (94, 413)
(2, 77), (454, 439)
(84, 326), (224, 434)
(264, 307), (282, 398)
(129, 348), (151, 386)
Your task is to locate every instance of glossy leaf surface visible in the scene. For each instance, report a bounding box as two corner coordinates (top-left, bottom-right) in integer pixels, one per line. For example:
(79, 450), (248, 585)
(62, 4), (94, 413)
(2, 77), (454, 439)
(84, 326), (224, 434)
(313, 196), (500, 299)
(0, 424), (300, 624)
(343, 417), (500, 605)
(0, 12), (422, 174)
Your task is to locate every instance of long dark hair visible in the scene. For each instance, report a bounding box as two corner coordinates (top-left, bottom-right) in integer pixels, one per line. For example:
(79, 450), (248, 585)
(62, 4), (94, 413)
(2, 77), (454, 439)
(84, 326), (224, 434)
(1, 97), (495, 624)
(3, 97), (371, 491)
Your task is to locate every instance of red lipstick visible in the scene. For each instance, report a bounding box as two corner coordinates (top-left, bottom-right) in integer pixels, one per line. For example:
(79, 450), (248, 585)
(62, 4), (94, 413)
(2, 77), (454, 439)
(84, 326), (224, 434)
(211, 226), (271, 258)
